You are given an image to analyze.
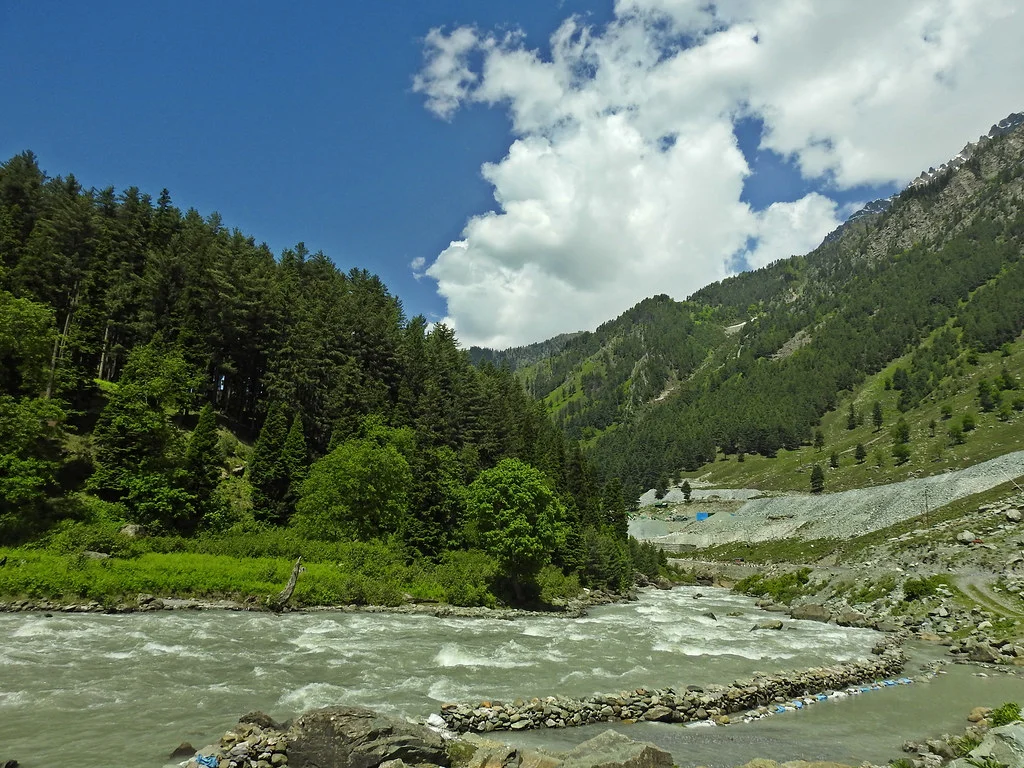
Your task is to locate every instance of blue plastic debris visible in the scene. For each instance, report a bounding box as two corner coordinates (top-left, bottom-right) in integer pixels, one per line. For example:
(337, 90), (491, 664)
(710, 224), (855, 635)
(195, 756), (219, 768)
(793, 701), (803, 709)
(774, 705), (786, 713)
(816, 694), (828, 701)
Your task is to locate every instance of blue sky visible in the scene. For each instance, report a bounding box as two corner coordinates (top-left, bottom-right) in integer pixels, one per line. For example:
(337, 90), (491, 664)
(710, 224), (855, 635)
(3, 1), (1021, 347)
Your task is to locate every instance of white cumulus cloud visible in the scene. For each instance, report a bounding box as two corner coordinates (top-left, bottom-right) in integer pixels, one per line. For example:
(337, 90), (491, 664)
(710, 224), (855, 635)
(416, 1), (1024, 347)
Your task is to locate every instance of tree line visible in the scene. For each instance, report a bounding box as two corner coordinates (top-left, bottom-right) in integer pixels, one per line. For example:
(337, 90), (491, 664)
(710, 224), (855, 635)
(0, 151), (658, 600)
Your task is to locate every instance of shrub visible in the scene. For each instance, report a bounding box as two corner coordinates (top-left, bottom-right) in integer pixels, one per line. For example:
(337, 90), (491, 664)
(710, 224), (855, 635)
(734, 568), (814, 605)
(949, 733), (982, 757)
(989, 701), (1022, 726)
(903, 575), (942, 601)
(431, 549), (499, 607)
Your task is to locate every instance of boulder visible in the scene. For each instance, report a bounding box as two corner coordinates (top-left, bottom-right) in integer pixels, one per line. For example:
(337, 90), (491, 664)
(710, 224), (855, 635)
(957, 531), (977, 544)
(1006, 509), (1022, 523)
(835, 611), (866, 627)
(288, 706), (448, 768)
(642, 706), (673, 722)
(240, 711), (286, 731)
(790, 604), (831, 622)
(948, 723), (1024, 768)
(968, 706), (992, 723)
(559, 729), (673, 768)
(968, 644), (1001, 663)
(752, 620), (784, 631)
(169, 742), (196, 759)
(120, 524), (147, 538)
(463, 740), (560, 768)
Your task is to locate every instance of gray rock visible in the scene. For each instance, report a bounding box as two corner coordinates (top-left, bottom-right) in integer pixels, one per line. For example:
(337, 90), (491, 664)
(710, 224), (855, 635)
(957, 531), (977, 544)
(835, 611), (867, 627)
(288, 706), (448, 768)
(240, 711), (286, 731)
(1006, 509), (1022, 523)
(560, 729), (673, 768)
(948, 723), (1024, 768)
(752, 620), (784, 631)
(790, 604), (831, 622)
(642, 706), (673, 722)
(169, 742), (196, 759)
(968, 643), (1001, 663)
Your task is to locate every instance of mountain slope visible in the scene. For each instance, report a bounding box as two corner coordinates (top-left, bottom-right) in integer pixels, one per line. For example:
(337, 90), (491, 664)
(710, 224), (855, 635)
(497, 111), (1024, 496)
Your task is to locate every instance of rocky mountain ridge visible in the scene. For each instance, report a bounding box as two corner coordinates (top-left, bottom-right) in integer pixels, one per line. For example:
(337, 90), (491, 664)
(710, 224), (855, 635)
(825, 110), (1024, 244)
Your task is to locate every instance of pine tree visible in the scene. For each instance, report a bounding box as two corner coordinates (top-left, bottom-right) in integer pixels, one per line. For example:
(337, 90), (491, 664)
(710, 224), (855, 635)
(280, 413), (309, 521)
(892, 442), (910, 465)
(681, 479), (692, 503)
(854, 443), (866, 463)
(249, 402), (289, 523)
(599, 477), (629, 538)
(872, 401), (884, 431)
(184, 403), (225, 530)
(654, 475), (668, 499)
(846, 402), (857, 430)
(813, 429), (824, 451)
(891, 417), (910, 444)
(829, 451), (839, 469)
(810, 464), (825, 494)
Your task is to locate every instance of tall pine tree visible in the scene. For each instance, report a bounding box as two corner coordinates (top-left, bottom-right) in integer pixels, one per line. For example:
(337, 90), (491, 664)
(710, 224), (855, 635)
(249, 402), (289, 523)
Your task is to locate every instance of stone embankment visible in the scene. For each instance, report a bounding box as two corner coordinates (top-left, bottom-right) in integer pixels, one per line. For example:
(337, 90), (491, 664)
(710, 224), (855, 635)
(0, 588), (629, 618)
(437, 640), (906, 734)
(181, 707), (685, 768)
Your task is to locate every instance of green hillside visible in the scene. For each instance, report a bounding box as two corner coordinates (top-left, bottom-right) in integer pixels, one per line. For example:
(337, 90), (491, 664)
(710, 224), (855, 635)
(0, 151), (663, 607)
(501, 117), (1024, 497)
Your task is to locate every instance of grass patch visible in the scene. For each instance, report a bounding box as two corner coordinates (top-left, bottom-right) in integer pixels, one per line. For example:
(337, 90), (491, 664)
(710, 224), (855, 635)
(0, 537), (508, 608)
(990, 701), (1022, 727)
(733, 567), (816, 604)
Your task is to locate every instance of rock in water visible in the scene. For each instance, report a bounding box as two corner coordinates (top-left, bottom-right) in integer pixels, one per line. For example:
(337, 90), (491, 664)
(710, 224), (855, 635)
(560, 729), (673, 768)
(790, 603), (831, 622)
(239, 710), (285, 731)
(169, 742), (196, 759)
(288, 706), (448, 768)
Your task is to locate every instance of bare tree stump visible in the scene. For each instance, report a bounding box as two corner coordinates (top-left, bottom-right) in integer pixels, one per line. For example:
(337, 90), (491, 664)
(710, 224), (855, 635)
(273, 556), (304, 611)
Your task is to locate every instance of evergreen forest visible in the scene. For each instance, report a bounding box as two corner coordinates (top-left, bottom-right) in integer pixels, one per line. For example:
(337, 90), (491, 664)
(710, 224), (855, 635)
(481, 119), (1024, 499)
(0, 151), (662, 607)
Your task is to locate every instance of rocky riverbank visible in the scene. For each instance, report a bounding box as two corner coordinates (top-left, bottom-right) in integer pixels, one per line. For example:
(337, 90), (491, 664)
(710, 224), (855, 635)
(436, 637), (906, 733)
(177, 706), (691, 768)
(173, 701), (1024, 768)
(0, 586), (635, 619)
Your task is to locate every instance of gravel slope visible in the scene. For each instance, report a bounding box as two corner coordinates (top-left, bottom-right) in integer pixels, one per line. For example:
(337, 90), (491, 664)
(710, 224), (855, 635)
(641, 450), (1024, 547)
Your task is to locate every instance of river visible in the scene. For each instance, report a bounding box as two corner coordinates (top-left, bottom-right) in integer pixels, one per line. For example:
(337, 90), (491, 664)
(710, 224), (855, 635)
(0, 587), (1019, 767)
